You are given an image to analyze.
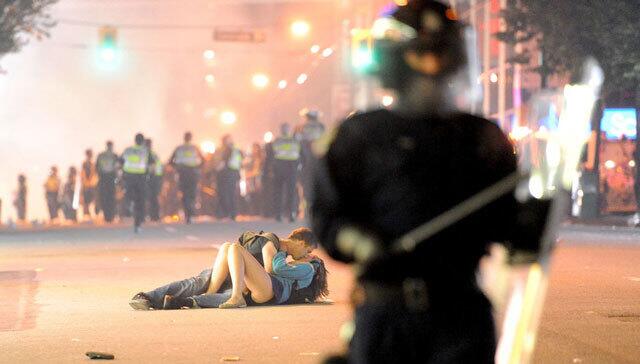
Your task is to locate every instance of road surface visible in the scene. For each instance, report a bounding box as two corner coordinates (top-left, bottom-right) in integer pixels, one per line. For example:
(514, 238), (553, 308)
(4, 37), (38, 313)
(1, 221), (639, 363)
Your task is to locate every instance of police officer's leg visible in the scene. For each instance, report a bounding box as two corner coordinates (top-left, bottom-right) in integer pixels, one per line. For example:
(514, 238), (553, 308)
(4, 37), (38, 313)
(185, 170), (197, 222)
(229, 172), (239, 220)
(285, 164), (298, 221)
(134, 175), (147, 228)
(273, 163), (285, 220)
(150, 177), (161, 221)
(105, 176), (116, 222)
(47, 193), (56, 220)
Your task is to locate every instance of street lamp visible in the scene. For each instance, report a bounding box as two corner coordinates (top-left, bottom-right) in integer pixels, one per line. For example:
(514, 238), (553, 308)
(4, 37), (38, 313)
(297, 73), (308, 85)
(290, 20), (311, 38)
(203, 50), (215, 61)
(252, 73), (270, 89)
(278, 80), (288, 89)
(264, 132), (274, 143)
(220, 111), (237, 125)
(201, 141), (216, 154)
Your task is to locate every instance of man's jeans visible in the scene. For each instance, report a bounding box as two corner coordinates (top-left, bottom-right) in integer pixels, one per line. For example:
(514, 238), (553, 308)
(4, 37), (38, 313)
(144, 269), (232, 309)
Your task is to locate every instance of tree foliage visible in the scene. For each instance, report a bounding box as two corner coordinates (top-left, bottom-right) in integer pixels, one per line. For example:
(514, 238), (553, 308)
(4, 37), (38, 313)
(498, 0), (640, 98)
(0, 0), (57, 66)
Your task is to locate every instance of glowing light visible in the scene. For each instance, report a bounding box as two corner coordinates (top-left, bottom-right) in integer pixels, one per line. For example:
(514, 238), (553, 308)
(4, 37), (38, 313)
(604, 160), (616, 169)
(629, 160), (636, 168)
(239, 179), (247, 197)
(290, 20), (311, 38)
(203, 49), (216, 60)
(278, 80), (288, 89)
(220, 111), (237, 125)
(264, 131), (274, 143)
(205, 74), (215, 84)
(394, 0), (408, 5)
(100, 48), (116, 63)
(252, 73), (270, 89)
(321, 48), (334, 58)
(490, 73), (498, 83)
(310, 45), (321, 54)
(382, 95), (394, 107)
(201, 141), (216, 154)
(509, 126), (532, 141)
(296, 73), (308, 85)
(352, 48), (373, 69)
(528, 174), (544, 199)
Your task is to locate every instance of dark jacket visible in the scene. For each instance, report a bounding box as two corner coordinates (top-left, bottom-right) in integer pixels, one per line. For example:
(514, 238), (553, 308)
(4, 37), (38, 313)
(311, 109), (517, 290)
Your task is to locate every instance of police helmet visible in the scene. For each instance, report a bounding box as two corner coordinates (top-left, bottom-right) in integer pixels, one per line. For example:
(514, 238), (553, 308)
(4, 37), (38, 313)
(370, 0), (468, 89)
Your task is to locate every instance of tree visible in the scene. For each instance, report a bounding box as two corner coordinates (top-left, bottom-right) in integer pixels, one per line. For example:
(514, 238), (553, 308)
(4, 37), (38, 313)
(497, 0), (640, 101)
(0, 0), (57, 70)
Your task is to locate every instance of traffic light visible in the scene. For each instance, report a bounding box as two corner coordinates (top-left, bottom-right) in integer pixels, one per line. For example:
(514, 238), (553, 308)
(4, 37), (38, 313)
(98, 26), (118, 63)
(351, 28), (374, 72)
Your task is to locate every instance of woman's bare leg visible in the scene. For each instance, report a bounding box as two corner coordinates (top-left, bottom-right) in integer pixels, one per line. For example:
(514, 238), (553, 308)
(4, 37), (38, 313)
(205, 242), (232, 294)
(224, 243), (274, 306)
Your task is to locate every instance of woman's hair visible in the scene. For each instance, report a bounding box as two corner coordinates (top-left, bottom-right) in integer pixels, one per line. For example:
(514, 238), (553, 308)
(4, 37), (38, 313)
(287, 257), (329, 304)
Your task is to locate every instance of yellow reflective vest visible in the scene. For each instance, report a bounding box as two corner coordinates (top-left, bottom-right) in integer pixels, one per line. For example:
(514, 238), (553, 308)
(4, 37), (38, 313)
(273, 137), (301, 161)
(122, 145), (149, 174)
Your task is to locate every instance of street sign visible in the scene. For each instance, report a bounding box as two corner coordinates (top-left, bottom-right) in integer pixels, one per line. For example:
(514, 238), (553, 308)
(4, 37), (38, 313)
(213, 28), (266, 43)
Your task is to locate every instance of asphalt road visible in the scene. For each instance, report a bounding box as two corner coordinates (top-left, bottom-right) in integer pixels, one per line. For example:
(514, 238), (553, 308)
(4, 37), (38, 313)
(1, 220), (639, 363)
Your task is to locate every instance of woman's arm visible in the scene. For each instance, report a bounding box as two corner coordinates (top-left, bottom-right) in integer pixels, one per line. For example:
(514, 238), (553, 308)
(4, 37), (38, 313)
(261, 242), (278, 273)
(272, 252), (314, 280)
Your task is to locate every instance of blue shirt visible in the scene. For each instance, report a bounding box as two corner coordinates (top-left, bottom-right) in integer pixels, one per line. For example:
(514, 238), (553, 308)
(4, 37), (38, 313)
(270, 251), (315, 304)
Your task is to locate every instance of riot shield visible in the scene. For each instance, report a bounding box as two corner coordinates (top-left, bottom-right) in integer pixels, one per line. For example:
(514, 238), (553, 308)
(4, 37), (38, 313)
(493, 59), (604, 364)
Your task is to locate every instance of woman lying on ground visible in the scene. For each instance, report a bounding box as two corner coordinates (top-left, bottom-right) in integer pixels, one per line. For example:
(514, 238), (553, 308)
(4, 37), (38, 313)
(129, 228), (322, 310)
(163, 241), (329, 309)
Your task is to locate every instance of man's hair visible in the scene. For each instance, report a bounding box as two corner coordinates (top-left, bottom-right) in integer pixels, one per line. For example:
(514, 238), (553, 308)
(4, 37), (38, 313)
(288, 227), (319, 248)
(135, 133), (145, 145)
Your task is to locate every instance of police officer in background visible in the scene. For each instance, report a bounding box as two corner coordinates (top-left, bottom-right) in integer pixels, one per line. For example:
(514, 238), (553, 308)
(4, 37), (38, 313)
(170, 132), (204, 224)
(96, 141), (119, 223)
(146, 138), (163, 222)
(122, 133), (154, 233)
(272, 123), (302, 222)
(296, 109), (325, 208)
(312, 1), (520, 362)
(216, 134), (243, 221)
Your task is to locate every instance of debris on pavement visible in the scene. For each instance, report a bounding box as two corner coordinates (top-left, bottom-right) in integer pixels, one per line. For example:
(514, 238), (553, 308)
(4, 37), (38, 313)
(220, 355), (241, 361)
(85, 351), (115, 360)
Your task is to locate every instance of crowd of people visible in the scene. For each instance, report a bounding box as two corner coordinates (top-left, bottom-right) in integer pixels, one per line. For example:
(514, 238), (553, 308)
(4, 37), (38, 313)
(8, 110), (325, 230)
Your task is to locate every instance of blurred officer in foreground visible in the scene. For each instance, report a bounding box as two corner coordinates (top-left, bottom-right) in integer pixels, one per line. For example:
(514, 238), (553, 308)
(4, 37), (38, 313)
(96, 141), (119, 223)
(216, 134), (243, 221)
(122, 133), (153, 233)
(272, 123), (302, 222)
(312, 1), (521, 362)
(44, 166), (61, 223)
(170, 132), (204, 224)
(146, 139), (163, 222)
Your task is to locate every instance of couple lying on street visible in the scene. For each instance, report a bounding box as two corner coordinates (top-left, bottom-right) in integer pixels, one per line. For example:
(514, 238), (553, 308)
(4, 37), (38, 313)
(129, 227), (329, 310)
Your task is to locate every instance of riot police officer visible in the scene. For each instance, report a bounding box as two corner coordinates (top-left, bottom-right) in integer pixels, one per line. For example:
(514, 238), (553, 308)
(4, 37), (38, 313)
(122, 133), (153, 233)
(272, 123), (302, 222)
(296, 109), (325, 208)
(170, 132), (204, 224)
(216, 134), (243, 221)
(312, 1), (520, 362)
(96, 141), (119, 223)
